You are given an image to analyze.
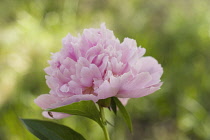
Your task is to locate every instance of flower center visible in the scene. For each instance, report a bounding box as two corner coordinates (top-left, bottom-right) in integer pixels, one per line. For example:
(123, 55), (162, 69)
(83, 87), (97, 96)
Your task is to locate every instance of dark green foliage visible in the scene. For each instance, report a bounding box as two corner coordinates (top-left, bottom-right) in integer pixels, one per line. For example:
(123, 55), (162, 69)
(48, 100), (103, 127)
(110, 97), (117, 115)
(113, 97), (133, 132)
(21, 119), (85, 140)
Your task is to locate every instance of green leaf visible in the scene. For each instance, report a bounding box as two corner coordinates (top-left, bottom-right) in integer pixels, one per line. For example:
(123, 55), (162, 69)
(113, 97), (133, 132)
(21, 119), (85, 140)
(106, 120), (114, 127)
(48, 100), (103, 127)
(97, 98), (111, 107)
(110, 97), (117, 115)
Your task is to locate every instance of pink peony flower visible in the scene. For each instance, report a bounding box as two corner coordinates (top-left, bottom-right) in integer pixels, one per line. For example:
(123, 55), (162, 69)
(35, 24), (163, 119)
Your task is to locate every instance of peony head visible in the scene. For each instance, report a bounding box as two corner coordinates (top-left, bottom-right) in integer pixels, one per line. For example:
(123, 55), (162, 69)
(34, 24), (163, 119)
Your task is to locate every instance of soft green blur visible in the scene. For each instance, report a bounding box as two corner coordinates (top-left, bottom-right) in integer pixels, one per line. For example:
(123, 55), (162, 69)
(0, 0), (210, 140)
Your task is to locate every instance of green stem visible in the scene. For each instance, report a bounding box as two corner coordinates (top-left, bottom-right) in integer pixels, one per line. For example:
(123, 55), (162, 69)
(99, 106), (110, 140)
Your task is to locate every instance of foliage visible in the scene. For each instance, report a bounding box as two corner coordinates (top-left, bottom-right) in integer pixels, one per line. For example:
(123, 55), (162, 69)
(22, 99), (132, 140)
(21, 119), (85, 140)
(48, 100), (103, 128)
(112, 97), (133, 133)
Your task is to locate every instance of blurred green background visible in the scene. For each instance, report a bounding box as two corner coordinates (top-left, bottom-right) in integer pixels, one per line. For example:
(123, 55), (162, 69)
(0, 0), (210, 140)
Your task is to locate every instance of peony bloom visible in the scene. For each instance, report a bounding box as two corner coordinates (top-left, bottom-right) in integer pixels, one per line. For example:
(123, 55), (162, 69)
(35, 24), (163, 119)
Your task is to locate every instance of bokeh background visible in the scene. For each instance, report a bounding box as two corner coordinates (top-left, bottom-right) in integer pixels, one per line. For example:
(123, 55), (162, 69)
(0, 0), (210, 140)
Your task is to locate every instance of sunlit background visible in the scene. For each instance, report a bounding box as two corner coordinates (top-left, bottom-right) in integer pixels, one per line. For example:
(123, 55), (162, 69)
(0, 0), (210, 140)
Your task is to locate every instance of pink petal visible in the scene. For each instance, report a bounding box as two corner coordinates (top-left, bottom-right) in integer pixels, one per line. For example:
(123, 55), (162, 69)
(117, 82), (162, 98)
(122, 72), (152, 90)
(80, 67), (93, 87)
(42, 111), (70, 119)
(34, 94), (61, 109)
(118, 98), (130, 106)
(96, 80), (118, 99)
